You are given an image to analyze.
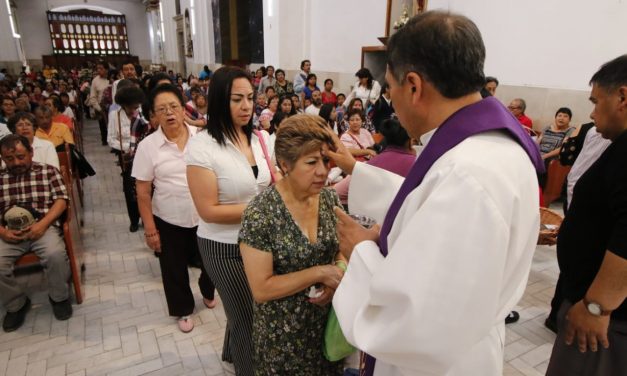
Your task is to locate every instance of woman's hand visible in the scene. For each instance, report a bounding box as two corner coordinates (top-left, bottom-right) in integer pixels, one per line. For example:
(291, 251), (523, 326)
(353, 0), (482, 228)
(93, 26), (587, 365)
(308, 285), (335, 306)
(317, 264), (344, 290)
(145, 232), (161, 253)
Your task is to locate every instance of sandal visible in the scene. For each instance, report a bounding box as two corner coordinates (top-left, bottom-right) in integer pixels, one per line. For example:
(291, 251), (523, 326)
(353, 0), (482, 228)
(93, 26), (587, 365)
(203, 298), (217, 309)
(178, 316), (194, 333)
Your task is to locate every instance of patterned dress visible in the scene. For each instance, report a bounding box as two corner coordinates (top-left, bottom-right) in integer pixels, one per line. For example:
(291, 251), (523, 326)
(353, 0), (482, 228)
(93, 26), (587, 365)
(239, 187), (344, 376)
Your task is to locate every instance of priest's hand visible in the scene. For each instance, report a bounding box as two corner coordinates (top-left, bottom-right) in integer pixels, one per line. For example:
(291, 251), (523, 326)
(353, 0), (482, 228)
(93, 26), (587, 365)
(564, 300), (610, 352)
(308, 286), (335, 307)
(335, 207), (380, 260)
(323, 128), (357, 175)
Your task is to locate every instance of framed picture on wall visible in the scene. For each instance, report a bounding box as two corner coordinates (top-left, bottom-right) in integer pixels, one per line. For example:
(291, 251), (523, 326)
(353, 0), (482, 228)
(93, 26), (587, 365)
(385, 0), (428, 37)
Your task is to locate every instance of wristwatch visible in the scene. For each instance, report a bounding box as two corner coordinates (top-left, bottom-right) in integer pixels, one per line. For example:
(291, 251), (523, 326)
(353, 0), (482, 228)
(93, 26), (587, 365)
(583, 298), (612, 316)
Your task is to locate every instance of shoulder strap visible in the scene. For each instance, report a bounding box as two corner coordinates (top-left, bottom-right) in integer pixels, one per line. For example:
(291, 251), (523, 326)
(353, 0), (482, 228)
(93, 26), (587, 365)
(253, 130), (277, 184)
(347, 132), (365, 149)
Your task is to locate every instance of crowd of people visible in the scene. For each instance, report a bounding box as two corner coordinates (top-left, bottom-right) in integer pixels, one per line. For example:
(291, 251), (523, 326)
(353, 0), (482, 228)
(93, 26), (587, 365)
(1, 9), (626, 376)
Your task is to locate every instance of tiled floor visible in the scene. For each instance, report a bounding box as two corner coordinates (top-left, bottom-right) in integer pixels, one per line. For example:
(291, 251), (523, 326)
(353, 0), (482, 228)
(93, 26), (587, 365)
(0, 119), (559, 375)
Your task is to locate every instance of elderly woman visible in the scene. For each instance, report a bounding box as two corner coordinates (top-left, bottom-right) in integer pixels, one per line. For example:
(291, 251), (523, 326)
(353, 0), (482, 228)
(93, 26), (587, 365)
(186, 66), (274, 376)
(7, 112), (59, 169)
(239, 115), (344, 375)
(340, 109), (376, 161)
(272, 69), (294, 98)
(132, 84), (215, 333)
(344, 68), (381, 108)
(538, 107), (576, 161)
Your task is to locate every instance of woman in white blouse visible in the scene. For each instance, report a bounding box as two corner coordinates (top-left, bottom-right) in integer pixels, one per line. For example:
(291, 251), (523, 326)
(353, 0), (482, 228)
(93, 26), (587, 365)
(132, 84), (215, 334)
(186, 66), (273, 376)
(6, 112), (59, 169)
(344, 67), (382, 108)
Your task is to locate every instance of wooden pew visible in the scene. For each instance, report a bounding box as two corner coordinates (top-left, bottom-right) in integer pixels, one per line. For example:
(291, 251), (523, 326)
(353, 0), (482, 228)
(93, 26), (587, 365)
(58, 145), (84, 224)
(542, 159), (571, 207)
(14, 165), (85, 304)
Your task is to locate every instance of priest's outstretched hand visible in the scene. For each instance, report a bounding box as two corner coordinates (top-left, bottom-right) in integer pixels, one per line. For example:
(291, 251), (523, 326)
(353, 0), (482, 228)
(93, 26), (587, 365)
(334, 207), (380, 260)
(322, 126), (357, 175)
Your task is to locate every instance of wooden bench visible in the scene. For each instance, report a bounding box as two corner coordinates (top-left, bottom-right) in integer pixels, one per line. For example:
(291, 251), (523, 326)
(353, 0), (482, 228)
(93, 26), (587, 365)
(542, 159), (571, 207)
(14, 165), (86, 304)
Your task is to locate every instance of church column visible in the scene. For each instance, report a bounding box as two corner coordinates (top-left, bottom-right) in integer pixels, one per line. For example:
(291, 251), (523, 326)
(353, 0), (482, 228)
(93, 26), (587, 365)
(146, 1), (165, 66)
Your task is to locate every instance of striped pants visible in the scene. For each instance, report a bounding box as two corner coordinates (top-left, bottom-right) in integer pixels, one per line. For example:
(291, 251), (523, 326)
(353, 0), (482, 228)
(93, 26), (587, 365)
(198, 237), (254, 376)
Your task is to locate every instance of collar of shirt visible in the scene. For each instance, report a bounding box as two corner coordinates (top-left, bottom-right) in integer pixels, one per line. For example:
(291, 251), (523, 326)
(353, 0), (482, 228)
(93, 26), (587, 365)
(156, 124), (197, 149)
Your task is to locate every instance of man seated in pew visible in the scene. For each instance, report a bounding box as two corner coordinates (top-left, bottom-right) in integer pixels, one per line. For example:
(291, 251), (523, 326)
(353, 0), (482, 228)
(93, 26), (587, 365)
(33, 105), (74, 149)
(0, 134), (72, 332)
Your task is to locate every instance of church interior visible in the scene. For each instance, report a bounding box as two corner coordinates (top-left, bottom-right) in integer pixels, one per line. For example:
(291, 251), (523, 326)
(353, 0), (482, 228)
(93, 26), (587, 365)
(0, 0), (625, 375)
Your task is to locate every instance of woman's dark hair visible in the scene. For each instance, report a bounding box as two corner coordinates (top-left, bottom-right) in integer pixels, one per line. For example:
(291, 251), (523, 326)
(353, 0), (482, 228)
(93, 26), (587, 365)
(7, 112), (37, 133)
(206, 66), (254, 146)
(324, 78), (333, 86)
(379, 118), (410, 148)
(116, 86), (146, 107)
(306, 73), (317, 86)
(346, 108), (365, 122)
(148, 73), (172, 93)
(275, 69), (285, 77)
(46, 95), (65, 112)
(279, 95), (296, 116)
(485, 76), (499, 86)
(355, 68), (374, 89)
(380, 82), (389, 96)
(347, 98), (364, 113)
(269, 111), (288, 135)
(318, 104), (335, 125)
(300, 60), (310, 70)
(555, 107), (572, 119)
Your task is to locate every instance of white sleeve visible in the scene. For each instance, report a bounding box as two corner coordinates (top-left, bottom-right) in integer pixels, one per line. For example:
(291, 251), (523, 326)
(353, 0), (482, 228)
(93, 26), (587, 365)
(131, 142), (154, 181)
(334, 168), (510, 375)
(370, 81), (381, 104)
(44, 142), (60, 170)
(347, 162), (404, 224)
(107, 110), (119, 150)
(184, 134), (215, 171)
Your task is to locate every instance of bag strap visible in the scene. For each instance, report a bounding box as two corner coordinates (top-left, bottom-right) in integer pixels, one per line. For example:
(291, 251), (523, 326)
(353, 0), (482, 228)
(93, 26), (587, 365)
(347, 132), (365, 149)
(253, 130), (277, 184)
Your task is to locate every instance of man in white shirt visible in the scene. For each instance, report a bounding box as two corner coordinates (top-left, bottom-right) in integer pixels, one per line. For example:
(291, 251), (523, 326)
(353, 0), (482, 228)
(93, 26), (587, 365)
(88, 62), (110, 145)
(293, 59), (311, 95)
(305, 89), (322, 116)
(327, 11), (543, 376)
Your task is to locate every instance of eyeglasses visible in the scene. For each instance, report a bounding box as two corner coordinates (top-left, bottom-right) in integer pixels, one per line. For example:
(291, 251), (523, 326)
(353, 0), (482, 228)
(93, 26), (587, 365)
(154, 104), (182, 115)
(508, 105), (521, 110)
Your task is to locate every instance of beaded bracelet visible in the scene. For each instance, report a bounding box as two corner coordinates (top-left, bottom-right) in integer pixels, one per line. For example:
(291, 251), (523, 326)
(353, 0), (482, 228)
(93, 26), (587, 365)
(144, 232), (159, 238)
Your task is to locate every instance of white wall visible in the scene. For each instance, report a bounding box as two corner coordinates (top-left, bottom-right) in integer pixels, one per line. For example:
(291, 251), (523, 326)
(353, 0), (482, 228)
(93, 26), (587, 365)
(429, 0), (627, 91)
(0, 0), (20, 64)
(13, 0), (151, 63)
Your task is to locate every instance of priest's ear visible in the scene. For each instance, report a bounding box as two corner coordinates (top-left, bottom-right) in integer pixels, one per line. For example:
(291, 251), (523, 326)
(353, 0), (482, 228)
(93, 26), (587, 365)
(405, 72), (423, 104)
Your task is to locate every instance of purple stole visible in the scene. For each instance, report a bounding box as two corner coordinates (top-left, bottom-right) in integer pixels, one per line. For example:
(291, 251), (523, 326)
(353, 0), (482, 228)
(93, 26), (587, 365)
(360, 96), (544, 376)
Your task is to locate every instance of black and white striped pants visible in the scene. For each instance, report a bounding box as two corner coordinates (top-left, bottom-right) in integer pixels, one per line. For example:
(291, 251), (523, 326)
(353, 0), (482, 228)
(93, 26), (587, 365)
(197, 237), (254, 376)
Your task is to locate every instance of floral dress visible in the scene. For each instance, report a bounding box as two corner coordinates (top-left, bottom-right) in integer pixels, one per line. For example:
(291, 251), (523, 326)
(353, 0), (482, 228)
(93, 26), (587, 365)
(239, 187), (344, 376)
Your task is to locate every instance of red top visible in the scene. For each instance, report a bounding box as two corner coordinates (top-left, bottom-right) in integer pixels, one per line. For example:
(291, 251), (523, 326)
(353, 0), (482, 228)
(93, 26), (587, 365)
(321, 91), (337, 106)
(517, 113), (533, 129)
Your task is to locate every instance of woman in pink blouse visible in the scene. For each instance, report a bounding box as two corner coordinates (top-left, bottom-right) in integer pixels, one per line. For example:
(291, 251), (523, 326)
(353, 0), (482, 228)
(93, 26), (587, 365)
(339, 109), (376, 161)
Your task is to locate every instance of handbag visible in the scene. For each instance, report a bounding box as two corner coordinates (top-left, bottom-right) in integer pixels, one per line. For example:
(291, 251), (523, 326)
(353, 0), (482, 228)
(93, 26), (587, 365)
(253, 129), (278, 184)
(323, 261), (355, 361)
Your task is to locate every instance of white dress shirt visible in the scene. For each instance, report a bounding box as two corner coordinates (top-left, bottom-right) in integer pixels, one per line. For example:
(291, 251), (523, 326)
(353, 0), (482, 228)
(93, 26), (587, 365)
(345, 80), (382, 106)
(185, 130), (273, 243)
(334, 130), (539, 376)
(132, 125), (199, 228)
(305, 105), (320, 116)
(107, 108), (133, 152)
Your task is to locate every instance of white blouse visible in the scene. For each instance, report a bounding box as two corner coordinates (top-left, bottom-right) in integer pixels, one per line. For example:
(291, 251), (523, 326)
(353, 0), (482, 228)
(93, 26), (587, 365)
(132, 125), (200, 228)
(185, 130), (273, 243)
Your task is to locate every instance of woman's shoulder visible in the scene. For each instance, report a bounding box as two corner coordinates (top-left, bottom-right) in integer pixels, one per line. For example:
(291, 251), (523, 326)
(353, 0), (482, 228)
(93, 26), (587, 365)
(245, 186), (278, 214)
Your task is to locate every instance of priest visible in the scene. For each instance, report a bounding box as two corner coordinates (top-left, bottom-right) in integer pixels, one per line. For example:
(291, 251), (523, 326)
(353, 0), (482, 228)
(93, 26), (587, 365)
(326, 11), (544, 376)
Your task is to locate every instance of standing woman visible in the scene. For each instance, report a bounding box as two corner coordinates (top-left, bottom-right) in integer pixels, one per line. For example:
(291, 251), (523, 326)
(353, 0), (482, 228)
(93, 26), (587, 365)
(344, 68), (381, 108)
(132, 84), (216, 333)
(185, 66), (274, 376)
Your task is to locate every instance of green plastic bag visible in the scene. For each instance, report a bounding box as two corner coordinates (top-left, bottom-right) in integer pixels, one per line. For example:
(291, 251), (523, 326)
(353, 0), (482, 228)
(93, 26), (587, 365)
(323, 261), (355, 361)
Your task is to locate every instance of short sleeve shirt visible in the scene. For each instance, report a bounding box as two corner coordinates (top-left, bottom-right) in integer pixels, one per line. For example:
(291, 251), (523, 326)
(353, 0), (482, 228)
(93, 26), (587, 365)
(35, 122), (74, 147)
(0, 162), (69, 218)
(557, 130), (627, 320)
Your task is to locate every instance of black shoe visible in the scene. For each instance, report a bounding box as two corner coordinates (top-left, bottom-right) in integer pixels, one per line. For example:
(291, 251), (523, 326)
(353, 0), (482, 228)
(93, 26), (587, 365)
(49, 297), (73, 321)
(505, 311), (520, 324)
(101, 141), (108, 146)
(544, 317), (558, 334)
(129, 223), (139, 232)
(3, 298), (31, 332)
